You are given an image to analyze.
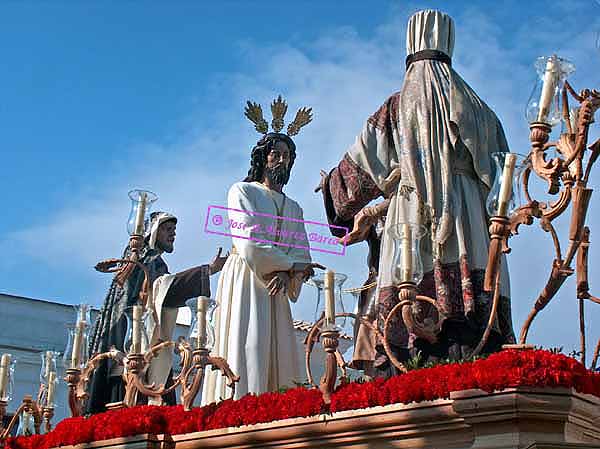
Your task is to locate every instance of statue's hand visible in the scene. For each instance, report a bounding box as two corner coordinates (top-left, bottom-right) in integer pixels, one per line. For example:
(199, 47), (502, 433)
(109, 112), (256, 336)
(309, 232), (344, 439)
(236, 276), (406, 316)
(340, 208), (377, 246)
(209, 247), (230, 275)
(291, 262), (326, 281)
(265, 271), (291, 297)
(314, 169), (328, 193)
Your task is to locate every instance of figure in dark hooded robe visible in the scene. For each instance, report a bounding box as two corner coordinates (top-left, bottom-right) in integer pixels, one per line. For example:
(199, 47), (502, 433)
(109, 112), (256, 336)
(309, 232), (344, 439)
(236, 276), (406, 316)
(87, 211), (228, 413)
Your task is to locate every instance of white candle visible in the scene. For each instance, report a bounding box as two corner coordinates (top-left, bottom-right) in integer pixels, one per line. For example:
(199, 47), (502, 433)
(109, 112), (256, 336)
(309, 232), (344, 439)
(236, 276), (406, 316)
(497, 154), (517, 217)
(132, 305), (143, 354)
(0, 354), (11, 399)
(401, 224), (413, 282)
(537, 56), (559, 123)
(46, 371), (56, 407)
(569, 107), (580, 133)
(324, 270), (335, 326)
(197, 297), (209, 349)
(134, 192), (147, 235)
(71, 321), (85, 369)
(44, 351), (53, 380)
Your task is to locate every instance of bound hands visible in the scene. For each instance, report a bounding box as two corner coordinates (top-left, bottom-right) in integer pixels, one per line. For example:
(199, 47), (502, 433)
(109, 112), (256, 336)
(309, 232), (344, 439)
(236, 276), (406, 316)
(209, 247), (230, 275)
(266, 262), (326, 297)
(291, 262), (326, 281)
(266, 271), (291, 297)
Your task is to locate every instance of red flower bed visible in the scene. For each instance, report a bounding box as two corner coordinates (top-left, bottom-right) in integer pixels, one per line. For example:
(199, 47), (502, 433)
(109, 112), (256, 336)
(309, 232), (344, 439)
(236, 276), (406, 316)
(5, 349), (600, 449)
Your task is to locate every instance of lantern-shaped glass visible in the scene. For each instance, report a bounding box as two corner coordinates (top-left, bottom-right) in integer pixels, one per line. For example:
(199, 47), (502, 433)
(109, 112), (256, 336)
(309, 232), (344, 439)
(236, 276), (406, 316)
(526, 55), (575, 127)
(42, 366), (59, 409)
(40, 351), (59, 384)
(0, 354), (16, 402)
(389, 223), (427, 285)
(486, 152), (530, 217)
(16, 409), (35, 437)
(187, 297), (218, 350)
(63, 304), (91, 370)
(308, 272), (348, 324)
(126, 189), (158, 236)
(124, 305), (151, 354)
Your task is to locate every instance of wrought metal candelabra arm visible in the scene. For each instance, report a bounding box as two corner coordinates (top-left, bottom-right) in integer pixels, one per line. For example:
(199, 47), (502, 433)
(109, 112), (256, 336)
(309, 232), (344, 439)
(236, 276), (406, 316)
(382, 283), (440, 369)
(180, 345), (240, 411)
(490, 82), (600, 363)
(319, 327), (340, 405)
(95, 257), (152, 310)
(0, 395), (43, 441)
(305, 311), (383, 404)
(0, 400), (7, 442)
(65, 367), (84, 417)
(65, 343), (170, 415)
(114, 234), (145, 289)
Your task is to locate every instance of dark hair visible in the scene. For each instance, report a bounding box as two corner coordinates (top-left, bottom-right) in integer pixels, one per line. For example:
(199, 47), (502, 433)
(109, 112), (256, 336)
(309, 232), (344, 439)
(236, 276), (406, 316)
(243, 133), (297, 184)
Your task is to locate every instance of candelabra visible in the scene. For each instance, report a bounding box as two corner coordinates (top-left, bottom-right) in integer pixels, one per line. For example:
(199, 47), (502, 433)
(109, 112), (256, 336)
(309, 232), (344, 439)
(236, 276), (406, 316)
(482, 57), (600, 368)
(179, 344), (240, 410)
(305, 271), (385, 404)
(114, 190), (158, 291)
(66, 259), (240, 415)
(0, 353), (58, 446)
(0, 396), (42, 440)
(304, 311), (380, 404)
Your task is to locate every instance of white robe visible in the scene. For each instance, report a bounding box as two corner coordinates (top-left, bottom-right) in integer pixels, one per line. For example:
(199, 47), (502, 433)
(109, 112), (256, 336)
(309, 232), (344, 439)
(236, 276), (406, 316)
(202, 181), (311, 404)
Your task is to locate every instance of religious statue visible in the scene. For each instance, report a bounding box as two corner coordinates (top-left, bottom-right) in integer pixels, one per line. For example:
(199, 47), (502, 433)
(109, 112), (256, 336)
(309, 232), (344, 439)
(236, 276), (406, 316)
(318, 10), (516, 369)
(202, 97), (323, 403)
(87, 211), (228, 413)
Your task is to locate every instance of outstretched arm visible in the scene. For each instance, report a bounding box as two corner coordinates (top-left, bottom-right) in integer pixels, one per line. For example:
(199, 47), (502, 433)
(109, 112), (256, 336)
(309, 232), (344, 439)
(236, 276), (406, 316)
(318, 154), (384, 239)
(162, 265), (211, 307)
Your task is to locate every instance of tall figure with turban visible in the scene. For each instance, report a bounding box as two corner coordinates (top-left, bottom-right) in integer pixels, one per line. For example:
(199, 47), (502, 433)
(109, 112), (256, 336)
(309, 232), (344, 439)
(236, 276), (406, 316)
(318, 10), (515, 369)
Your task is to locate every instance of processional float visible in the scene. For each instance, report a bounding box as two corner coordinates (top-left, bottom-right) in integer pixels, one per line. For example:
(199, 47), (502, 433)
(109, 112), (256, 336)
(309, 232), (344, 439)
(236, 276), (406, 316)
(1, 53), (599, 442)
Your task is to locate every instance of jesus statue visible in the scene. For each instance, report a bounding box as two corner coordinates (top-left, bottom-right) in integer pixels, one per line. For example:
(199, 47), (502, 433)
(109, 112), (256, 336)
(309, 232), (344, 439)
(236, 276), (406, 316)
(202, 97), (322, 403)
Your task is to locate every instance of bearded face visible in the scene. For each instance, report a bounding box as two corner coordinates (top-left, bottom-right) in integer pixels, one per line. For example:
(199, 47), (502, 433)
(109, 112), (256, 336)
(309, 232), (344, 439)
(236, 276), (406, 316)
(264, 140), (292, 187)
(264, 164), (290, 186)
(156, 220), (176, 253)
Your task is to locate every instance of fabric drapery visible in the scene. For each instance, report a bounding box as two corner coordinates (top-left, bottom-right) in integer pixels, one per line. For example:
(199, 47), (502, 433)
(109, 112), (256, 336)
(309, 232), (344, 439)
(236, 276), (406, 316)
(321, 9), (515, 364)
(202, 182), (311, 404)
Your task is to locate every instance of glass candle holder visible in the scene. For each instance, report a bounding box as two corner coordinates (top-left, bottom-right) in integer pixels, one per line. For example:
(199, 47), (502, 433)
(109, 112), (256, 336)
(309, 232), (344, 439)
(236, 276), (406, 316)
(62, 304), (91, 370)
(486, 152), (530, 217)
(308, 272), (348, 326)
(39, 351), (59, 384)
(124, 305), (151, 354)
(126, 189), (158, 236)
(16, 409), (35, 437)
(526, 55), (575, 127)
(0, 354), (16, 402)
(388, 223), (427, 285)
(186, 297), (217, 350)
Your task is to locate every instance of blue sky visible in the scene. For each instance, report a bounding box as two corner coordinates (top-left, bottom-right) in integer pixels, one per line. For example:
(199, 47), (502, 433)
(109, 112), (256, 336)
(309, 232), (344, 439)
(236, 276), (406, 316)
(1, 1), (599, 360)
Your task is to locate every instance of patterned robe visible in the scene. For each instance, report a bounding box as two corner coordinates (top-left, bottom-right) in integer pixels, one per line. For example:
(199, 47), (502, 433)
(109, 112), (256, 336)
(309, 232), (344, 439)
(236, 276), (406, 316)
(320, 21), (517, 363)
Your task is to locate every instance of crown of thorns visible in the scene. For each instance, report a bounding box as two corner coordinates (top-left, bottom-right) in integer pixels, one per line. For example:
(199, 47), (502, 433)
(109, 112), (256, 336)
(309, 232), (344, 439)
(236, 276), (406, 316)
(244, 95), (313, 137)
